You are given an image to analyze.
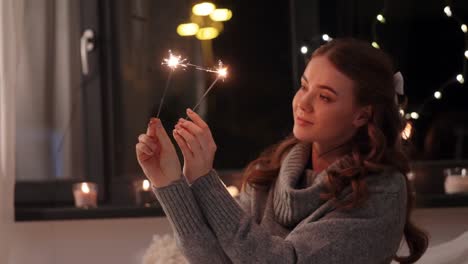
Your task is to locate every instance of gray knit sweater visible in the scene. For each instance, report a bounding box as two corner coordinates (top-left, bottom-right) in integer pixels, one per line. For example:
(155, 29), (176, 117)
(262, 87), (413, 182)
(153, 142), (407, 263)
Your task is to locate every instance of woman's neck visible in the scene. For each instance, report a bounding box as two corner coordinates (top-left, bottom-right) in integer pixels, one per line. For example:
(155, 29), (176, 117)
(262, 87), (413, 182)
(312, 141), (351, 172)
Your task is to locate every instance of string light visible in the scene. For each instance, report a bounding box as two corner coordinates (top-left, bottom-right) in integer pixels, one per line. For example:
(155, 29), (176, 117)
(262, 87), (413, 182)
(298, 34), (333, 59)
(322, 34), (332, 42)
(404, 3), (467, 120)
(410, 112), (419, 120)
(457, 74), (465, 84)
(371, 3), (386, 50)
(377, 14), (386, 23)
(444, 6), (452, 17)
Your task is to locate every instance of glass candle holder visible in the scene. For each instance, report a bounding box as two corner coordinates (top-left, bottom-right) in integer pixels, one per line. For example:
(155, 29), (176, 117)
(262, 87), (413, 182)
(134, 179), (157, 207)
(72, 182), (98, 209)
(444, 167), (468, 194)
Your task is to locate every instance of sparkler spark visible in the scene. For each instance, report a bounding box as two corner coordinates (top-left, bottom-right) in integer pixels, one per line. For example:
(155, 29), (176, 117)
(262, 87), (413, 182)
(186, 61), (228, 118)
(161, 50), (188, 70)
(160, 50), (229, 119)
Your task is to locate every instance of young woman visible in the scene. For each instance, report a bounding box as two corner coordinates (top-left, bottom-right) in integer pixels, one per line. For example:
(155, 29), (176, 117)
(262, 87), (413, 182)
(136, 38), (428, 263)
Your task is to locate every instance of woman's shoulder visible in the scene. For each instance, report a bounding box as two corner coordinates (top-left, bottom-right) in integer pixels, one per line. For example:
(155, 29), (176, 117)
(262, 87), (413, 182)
(365, 168), (407, 195)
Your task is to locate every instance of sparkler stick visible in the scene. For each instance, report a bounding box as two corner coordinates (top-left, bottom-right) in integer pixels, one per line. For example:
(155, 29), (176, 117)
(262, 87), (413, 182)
(186, 61), (228, 119)
(156, 70), (172, 118)
(158, 50), (187, 118)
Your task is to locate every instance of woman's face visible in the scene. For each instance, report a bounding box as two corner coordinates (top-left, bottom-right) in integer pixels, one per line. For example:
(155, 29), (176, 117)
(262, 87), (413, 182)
(292, 56), (368, 145)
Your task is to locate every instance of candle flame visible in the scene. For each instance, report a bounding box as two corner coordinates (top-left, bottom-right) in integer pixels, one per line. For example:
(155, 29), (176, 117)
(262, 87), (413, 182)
(226, 186), (239, 197)
(81, 183), (90, 194)
(142, 179), (151, 191)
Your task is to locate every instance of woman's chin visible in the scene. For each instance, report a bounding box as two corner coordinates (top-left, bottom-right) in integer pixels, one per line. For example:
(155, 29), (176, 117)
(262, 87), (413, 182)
(293, 126), (314, 142)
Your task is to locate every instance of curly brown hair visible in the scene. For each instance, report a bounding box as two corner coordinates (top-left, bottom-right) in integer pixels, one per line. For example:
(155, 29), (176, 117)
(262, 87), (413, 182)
(241, 38), (428, 263)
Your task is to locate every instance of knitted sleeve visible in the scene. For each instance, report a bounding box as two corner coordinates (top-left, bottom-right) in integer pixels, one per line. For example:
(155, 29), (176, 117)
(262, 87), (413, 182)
(152, 178), (231, 263)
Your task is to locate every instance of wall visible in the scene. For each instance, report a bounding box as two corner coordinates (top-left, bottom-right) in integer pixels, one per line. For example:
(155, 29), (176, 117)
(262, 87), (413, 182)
(11, 207), (468, 264)
(12, 217), (171, 264)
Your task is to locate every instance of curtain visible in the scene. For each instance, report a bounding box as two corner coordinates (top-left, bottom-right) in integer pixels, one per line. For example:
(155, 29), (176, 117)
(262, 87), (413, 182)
(0, 0), (24, 262)
(16, 0), (84, 181)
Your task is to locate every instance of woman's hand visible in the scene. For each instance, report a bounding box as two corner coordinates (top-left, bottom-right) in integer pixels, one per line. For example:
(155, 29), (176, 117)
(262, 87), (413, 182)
(173, 108), (217, 184)
(136, 118), (182, 188)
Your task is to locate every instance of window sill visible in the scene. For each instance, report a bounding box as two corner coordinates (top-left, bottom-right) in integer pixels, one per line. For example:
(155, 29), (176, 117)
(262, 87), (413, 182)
(15, 205), (165, 222)
(415, 193), (468, 208)
(15, 193), (468, 222)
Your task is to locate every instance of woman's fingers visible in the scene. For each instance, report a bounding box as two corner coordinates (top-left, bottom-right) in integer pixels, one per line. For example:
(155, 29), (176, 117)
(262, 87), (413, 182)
(184, 109), (216, 151)
(152, 119), (174, 152)
(138, 134), (158, 152)
(177, 119), (211, 149)
(173, 129), (193, 159)
(186, 109), (210, 132)
(175, 124), (202, 153)
(136, 142), (154, 156)
(147, 118), (157, 137)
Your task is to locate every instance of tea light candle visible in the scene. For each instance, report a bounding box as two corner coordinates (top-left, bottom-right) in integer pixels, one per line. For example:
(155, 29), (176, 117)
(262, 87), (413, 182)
(135, 179), (157, 207)
(220, 179), (240, 197)
(72, 182), (98, 209)
(444, 167), (468, 194)
(142, 179), (151, 191)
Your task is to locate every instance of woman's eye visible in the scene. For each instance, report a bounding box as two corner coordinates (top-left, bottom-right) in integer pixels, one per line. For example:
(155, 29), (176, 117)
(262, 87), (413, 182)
(300, 85), (307, 91)
(319, 94), (330, 102)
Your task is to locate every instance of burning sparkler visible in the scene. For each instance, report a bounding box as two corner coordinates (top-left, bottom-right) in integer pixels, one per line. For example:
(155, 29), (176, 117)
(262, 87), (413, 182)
(160, 50), (228, 119)
(187, 60), (228, 118)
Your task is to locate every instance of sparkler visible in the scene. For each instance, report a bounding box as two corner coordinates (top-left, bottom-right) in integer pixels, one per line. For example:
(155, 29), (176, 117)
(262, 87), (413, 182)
(158, 50), (188, 118)
(160, 50), (228, 119)
(186, 60), (228, 119)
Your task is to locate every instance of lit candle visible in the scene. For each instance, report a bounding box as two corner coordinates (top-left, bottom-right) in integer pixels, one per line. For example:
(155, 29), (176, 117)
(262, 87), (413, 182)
(72, 182), (98, 209)
(142, 179), (151, 191)
(226, 185), (239, 197)
(135, 179), (157, 207)
(444, 168), (468, 194)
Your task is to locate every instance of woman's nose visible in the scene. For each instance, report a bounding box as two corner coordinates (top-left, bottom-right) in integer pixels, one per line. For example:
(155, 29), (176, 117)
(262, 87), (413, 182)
(298, 94), (314, 112)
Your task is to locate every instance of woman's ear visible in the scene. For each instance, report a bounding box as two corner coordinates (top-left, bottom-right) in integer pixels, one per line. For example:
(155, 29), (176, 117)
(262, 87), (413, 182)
(352, 105), (372, 128)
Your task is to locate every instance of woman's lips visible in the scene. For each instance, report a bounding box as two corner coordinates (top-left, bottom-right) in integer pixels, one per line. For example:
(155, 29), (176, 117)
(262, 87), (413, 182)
(296, 117), (314, 126)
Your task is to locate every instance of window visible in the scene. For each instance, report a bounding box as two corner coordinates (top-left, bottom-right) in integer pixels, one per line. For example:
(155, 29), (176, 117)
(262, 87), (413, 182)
(15, 0), (105, 206)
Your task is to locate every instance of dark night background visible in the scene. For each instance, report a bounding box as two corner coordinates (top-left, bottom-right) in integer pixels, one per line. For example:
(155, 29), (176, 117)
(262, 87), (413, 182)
(204, 0), (468, 168)
(108, 0), (468, 203)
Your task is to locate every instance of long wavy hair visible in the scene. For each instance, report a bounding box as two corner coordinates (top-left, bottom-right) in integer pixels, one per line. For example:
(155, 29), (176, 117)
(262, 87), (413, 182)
(241, 38), (428, 263)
